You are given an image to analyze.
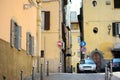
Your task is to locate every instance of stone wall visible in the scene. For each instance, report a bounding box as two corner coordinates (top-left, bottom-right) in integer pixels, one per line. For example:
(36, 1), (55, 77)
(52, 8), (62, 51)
(0, 39), (33, 80)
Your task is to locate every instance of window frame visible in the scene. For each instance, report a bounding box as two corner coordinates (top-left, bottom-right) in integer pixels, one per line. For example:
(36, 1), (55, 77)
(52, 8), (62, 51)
(112, 22), (120, 37)
(10, 19), (21, 50)
(41, 11), (50, 31)
(26, 32), (34, 56)
(114, 0), (120, 8)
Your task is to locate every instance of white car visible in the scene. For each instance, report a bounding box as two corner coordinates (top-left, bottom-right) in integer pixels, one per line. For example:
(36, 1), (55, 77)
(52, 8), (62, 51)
(77, 59), (96, 73)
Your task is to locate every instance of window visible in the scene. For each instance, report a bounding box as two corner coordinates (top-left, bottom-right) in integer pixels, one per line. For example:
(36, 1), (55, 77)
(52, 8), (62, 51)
(10, 19), (21, 50)
(114, 0), (120, 8)
(41, 50), (44, 58)
(93, 27), (98, 34)
(92, 0), (97, 7)
(26, 32), (34, 56)
(41, 11), (50, 31)
(112, 22), (120, 37)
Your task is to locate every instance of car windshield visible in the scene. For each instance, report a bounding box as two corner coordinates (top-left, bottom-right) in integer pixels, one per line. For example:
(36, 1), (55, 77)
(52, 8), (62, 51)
(85, 59), (95, 64)
(80, 59), (95, 64)
(113, 58), (120, 63)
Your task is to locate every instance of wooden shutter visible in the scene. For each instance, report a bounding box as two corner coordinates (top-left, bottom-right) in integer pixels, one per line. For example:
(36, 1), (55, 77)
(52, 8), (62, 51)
(44, 11), (50, 30)
(31, 36), (34, 56)
(29, 35), (32, 55)
(116, 23), (119, 35)
(112, 23), (119, 36)
(41, 11), (45, 30)
(16, 26), (21, 50)
(10, 19), (15, 47)
(41, 50), (44, 58)
(26, 32), (30, 54)
(114, 0), (120, 8)
(118, 23), (120, 35)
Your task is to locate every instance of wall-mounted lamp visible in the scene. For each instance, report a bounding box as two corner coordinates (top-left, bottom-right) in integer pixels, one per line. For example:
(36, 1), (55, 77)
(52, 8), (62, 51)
(92, 0), (97, 7)
(108, 24), (111, 35)
(23, 0), (41, 9)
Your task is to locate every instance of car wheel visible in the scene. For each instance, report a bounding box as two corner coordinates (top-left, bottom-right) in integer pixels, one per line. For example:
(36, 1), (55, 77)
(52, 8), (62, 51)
(96, 67), (101, 72)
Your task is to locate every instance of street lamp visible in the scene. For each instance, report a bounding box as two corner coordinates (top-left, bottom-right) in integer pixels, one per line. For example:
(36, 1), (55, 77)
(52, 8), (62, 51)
(35, 0), (42, 73)
(36, 0), (41, 4)
(108, 24), (111, 35)
(24, 0), (42, 72)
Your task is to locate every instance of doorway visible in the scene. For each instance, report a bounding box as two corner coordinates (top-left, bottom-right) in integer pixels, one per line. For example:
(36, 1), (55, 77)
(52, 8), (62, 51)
(91, 49), (104, 72)
(92, 52), (101, 71)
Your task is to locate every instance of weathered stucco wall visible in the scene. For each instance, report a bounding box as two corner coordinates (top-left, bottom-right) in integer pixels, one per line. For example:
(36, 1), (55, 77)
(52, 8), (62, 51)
(0, 39), (33, 80)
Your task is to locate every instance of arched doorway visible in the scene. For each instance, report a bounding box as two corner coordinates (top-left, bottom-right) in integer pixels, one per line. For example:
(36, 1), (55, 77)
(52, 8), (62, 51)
(91, 49), (104, 72)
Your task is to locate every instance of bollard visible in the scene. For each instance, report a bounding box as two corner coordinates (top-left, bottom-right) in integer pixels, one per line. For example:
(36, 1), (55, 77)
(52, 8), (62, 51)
(105, 64), (108, 80)
(46, 61), (49, 76)
(32, 67), (34, 80)
(41, 64), (43, 80)
(110, 60), (113, 76)
(21, 70), (24, 80)
(59, 62), (62, 73)
(108, 68), (111, 80)
(3, 75), (6, 80)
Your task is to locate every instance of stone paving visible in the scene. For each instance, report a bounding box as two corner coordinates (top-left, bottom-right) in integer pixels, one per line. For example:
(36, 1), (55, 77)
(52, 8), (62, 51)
(44, 73), (120, 80)
(27, 72), (120, 80)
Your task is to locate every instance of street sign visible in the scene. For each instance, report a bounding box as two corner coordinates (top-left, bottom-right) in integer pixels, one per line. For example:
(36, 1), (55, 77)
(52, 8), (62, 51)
(80, 41), (86, 46)
(81, 46), (86, 52)
(57, 40), (62, 48)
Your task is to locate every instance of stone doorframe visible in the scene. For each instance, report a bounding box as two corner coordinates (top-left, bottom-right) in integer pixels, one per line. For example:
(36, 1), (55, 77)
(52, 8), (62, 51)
(90, 49), (104, 71)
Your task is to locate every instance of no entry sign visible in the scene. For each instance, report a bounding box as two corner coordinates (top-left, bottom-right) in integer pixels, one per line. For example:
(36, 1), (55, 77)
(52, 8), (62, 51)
(57, 40), (62, 48)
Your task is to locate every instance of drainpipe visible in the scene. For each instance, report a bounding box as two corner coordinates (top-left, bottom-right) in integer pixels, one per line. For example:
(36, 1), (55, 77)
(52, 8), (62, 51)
(36, 0), (41, 73)
(78, 0), (84, 60)
(62, 0), (66, 72)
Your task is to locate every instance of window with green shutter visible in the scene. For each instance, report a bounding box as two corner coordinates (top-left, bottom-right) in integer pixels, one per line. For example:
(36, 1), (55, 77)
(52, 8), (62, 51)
(112, 22), (120, 37)
(10, 19), (21, 50)
(26, 32), (34, 56)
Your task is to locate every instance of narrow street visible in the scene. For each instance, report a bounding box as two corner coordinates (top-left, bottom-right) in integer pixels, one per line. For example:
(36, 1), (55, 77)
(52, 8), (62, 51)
(44, 72), (120, 80)
(31, 72), (120, 80)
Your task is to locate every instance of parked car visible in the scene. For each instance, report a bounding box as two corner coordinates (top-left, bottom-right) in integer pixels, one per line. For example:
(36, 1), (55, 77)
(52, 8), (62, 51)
(107, 58), (120, 71)
(77, 58), (97, 73)
(111, 58), (120, 71)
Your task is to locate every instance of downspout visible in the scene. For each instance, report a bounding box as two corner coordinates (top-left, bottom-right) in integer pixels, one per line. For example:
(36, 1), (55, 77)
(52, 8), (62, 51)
(62, 0), (66, 72)
(77, 0), (84, 60)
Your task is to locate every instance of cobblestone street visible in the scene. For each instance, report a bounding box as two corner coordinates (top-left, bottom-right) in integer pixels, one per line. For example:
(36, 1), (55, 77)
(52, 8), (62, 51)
(44, 73), (120, 80)
(29, 72), (120, 80)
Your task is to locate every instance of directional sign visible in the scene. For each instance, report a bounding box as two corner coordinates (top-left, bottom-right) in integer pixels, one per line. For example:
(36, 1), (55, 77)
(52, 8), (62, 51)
(80, 41), (86, 46)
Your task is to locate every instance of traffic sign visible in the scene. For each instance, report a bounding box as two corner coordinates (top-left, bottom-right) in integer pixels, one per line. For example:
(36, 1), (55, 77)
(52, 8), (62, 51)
(57, 40), (62, 48)
(80, 41), (86, 46)
(80, 46), (86, 52)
